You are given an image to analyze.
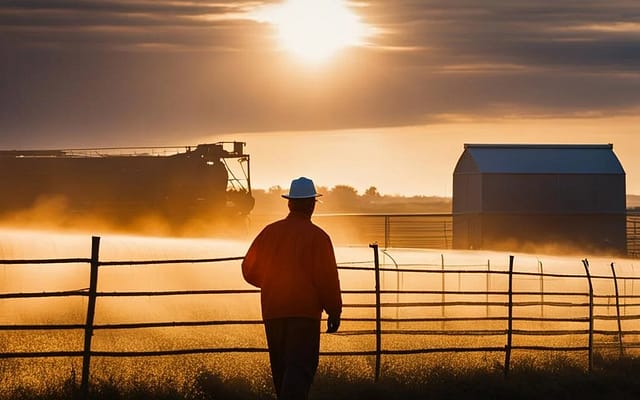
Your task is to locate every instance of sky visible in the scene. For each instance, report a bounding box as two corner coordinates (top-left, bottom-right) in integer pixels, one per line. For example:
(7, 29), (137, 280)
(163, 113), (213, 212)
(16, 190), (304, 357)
(2, 1), (640, 196)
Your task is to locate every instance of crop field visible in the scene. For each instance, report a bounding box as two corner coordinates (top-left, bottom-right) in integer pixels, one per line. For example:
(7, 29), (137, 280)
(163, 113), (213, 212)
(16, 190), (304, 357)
(1, 227), (640, 399)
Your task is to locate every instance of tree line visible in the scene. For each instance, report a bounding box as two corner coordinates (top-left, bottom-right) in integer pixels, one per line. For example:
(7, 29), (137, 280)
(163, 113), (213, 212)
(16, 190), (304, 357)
(251, 185), (452, 215)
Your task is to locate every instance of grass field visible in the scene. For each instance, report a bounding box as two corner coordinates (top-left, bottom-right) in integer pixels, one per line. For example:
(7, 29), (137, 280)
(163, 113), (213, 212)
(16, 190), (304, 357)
(3, 355), (640, 399)
(2, 228), (640, 399)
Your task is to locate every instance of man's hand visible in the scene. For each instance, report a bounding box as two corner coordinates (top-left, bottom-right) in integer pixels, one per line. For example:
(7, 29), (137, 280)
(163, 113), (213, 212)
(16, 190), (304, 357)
(326, 314), (341, 333)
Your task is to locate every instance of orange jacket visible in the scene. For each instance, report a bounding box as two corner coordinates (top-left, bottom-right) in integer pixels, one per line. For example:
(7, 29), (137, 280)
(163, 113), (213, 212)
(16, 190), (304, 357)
(242, 211), (342, 320)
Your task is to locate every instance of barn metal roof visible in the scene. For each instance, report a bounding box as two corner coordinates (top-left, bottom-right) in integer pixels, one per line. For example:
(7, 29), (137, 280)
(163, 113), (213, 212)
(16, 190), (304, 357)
(460, 144), (625, 174)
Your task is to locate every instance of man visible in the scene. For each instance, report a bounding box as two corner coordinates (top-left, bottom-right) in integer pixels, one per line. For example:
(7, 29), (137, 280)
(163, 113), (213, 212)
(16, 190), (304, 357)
(242, 177), (342, 400)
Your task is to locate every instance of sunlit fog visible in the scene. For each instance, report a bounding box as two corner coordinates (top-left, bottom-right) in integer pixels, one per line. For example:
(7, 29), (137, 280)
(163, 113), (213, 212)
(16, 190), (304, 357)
(1, 227), (639, 391)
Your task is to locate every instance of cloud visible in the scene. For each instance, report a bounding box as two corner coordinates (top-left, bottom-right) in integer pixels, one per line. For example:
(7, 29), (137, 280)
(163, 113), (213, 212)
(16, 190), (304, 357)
(0, 0), (270, 52)
(1, 0), (640, 146)
(362, 1), (640, 71)
(1, 0), (244, 17)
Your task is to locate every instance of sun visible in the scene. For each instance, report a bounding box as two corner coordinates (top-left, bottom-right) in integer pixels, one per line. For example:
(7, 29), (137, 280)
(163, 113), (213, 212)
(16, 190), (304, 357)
(254, 0), (369, 63)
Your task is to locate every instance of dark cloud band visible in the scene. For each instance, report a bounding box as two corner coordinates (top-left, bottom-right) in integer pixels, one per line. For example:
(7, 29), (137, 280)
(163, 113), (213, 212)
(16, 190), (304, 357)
(1, 0), (640, 145)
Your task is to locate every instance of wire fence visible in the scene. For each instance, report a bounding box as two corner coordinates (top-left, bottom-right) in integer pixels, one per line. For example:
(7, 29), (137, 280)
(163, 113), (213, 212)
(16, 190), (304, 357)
(1, 237), (640, 399)
(311, 213), (453, 249)
(628, 213), (640, 257)
(314, 212), (640, 257)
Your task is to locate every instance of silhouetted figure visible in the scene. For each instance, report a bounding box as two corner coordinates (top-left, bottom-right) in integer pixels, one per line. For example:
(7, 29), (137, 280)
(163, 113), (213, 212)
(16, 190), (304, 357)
(242, 177), (342, 400)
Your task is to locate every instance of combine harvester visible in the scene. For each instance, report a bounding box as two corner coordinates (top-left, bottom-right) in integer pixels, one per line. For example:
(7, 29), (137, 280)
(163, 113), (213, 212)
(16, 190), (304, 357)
(0, 141), (254, 235)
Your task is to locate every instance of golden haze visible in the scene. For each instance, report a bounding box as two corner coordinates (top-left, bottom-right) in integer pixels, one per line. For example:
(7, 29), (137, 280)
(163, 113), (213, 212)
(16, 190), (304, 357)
(209, 115), (640, 197)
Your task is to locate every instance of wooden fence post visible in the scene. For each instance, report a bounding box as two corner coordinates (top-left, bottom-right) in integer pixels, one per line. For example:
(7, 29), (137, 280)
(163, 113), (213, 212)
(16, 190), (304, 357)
(486, 259), (490, 317)
(370, 243), (382, 382)
(539, 260), (544, 318)
(81, 236), (101, 399)
(441, 254), (445, 320)
(610, 262), (624, 358)
(504, 255), (514, 378)
(383, 216), (390, 249)
(443, 221), (448, 249)
(582, 259), (593, 373)
(633, 219), (638, 257)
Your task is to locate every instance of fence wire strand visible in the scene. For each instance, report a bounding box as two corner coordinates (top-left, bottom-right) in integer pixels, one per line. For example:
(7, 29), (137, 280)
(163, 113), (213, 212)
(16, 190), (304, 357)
(1, 235), (640, 393)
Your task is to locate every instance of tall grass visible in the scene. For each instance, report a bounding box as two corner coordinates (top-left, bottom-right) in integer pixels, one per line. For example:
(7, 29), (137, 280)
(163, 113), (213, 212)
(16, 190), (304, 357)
(3, 355), (640, 400)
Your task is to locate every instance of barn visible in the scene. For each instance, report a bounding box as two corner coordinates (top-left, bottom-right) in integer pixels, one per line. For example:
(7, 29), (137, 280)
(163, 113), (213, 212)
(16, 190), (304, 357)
(452, 144), (626, 254)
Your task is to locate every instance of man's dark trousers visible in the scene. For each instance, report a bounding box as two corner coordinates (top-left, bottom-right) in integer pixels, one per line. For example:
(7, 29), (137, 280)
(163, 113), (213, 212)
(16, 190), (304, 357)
(264, 317), (321, 400)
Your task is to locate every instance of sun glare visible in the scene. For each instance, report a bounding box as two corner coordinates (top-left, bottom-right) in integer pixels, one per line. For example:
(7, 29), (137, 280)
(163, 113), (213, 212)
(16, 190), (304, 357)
(254, 0), (369, 63)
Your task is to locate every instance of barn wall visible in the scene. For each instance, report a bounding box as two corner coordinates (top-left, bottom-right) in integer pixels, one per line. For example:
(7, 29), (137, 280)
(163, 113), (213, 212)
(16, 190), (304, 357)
(481, 174), (626, 213)
(452, 213), (483, 249)
(452, 173), (482, 213)
(452, 168), (482, 249)
(479, 213), (626, 254)
(454, 212), (626, 254)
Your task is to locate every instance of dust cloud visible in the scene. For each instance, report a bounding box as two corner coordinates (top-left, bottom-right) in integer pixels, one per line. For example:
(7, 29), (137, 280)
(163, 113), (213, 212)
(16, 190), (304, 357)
(483, 237), (629, 259)
(1, 227), (639, 392)
(0, 195), (253, 238)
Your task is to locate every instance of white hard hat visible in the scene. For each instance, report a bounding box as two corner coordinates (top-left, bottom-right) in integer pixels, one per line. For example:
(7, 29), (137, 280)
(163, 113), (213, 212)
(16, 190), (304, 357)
(282, 177), (323, 199)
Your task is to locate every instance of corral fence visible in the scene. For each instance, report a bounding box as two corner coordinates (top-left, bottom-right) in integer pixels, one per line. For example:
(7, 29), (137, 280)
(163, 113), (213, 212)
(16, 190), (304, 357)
(2, 237), (640, 399)
(313, 212), (640, 257)
(629, 211), (640, 257)
(312, 213), (453, 249)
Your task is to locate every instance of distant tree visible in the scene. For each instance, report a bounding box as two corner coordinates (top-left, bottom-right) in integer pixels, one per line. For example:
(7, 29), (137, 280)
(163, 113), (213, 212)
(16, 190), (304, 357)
(251, 183), (451, 215)
(326, 185), (359, 211)
(330, 185), (358, 197)
(268, 185), (284, 194)
(316, 185), (330, 196)
(364, 186), (381, 198)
